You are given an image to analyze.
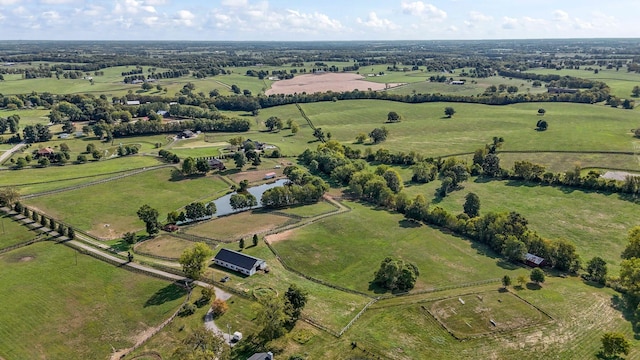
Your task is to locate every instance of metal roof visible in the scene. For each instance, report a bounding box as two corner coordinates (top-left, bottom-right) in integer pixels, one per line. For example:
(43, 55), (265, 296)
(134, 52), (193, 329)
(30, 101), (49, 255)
(214, 248), (264, 271)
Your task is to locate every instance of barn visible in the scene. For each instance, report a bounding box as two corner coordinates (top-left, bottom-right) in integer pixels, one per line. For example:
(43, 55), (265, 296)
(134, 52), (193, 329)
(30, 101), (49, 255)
(524, 253), (546, 267)
(213, 248), (266, 276)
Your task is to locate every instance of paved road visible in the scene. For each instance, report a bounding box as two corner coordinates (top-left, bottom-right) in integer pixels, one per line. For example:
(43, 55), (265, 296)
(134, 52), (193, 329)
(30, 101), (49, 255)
(0, 141), (25, 165)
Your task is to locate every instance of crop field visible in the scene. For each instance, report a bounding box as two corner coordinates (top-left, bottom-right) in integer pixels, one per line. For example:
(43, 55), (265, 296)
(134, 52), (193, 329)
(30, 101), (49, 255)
(23, 168), (229, 239)
(429, 290), (550, 339)
(272, 201), (529, 293)
(184, 210), (295, 241)
(402, 177), (638, 272)
(0, 242), (186, 360)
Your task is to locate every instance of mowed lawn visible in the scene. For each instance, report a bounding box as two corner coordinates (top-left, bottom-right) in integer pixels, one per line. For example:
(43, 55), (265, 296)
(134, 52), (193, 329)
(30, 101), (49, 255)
(256, 100), (640, 157)
(0, 214), (37, 249)
(0, 242), (186, 360)
(23, 168), (229, 238)
(272, 201), (523, 293)
(404, 178), (639, 272)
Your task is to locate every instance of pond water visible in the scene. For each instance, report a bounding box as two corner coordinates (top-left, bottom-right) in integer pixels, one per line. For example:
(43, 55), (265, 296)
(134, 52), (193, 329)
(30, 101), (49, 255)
(211, 178), (289, 217)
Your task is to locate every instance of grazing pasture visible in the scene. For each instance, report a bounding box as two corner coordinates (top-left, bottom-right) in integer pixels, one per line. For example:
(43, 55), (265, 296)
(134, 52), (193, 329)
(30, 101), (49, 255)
(0, 242), (186, 360)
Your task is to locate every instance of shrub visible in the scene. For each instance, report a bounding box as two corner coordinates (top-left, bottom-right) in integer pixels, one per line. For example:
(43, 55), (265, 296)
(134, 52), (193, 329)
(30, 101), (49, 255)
(211, 298), (228, 317)
(178, 303), (197, 317)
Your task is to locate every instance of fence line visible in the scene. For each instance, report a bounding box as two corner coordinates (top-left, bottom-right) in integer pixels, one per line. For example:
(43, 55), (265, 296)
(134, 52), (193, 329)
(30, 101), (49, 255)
(339, 297), (378, 337)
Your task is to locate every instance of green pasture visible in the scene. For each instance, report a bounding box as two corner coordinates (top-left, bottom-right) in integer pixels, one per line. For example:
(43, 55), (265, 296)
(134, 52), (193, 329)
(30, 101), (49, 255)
(23, 168), (229, 239)
(0, 108), (50, 127)
(528, 67), (640, 99)
(499, 152), (640, 173)
(0, 213), (37, 249)
(208, 243), (372, 333)
(272, 201), (525, 293)
(184, 211), (296, 241)
(351, 277), (637, 359)
(276, 201), (338, 218)
(0, 242), (186, 360)
(134, 235), (196, 259)
(404, 178), (639, 271)
(256, 100), (640, 157)
(0, 156), (163, 194)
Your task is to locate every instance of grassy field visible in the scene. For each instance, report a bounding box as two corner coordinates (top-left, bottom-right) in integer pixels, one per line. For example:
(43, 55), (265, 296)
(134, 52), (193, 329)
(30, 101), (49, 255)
(276, 201), (338, 218)
(430, 290), (550, 339)
(0, 242), (186, 360)
(272, 201), (529, 293)
(134, 235), (197, 259)
(0, 156), (164, 194)
(184, 210), (296, 241)
(403, 178), (639, 272)
(23, 168), (229, 238)
(350, 277), (637, 359)
(0, 213), (37, 249)
(0, 108), (50, 127)
(499, 152), (640, 173)
(255, 100), (640, 157)
(528, 67), (640, 99)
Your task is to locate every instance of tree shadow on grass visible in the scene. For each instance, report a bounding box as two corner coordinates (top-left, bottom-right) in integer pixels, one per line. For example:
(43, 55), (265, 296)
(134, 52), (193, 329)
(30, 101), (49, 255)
(368, 281), (389, 295)
(496, 259), (519, 270)
(398, 219), (422, 229)
(144, 283), (186, 307)
(526, 283), (542, 290)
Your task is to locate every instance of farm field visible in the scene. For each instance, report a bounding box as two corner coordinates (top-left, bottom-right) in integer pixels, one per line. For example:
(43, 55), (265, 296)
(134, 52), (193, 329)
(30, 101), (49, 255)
(0, 242), (186, 360)
(184, 210), (296, 241)
(23, 168), (229, 238)
(528, 67), (640, 99)
(403, 178), (639, 272)
(498, 152), (640, 173)
(0, 213), (38, 249)
(271, 201), (529, 293)
(256, 100), (640, 157)
(276, 200), (338, 218)
(134, 235), (196, 259)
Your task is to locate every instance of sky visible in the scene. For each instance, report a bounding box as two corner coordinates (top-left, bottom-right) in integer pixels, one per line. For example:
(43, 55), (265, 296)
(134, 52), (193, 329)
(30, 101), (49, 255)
(0, 0), (638, 41)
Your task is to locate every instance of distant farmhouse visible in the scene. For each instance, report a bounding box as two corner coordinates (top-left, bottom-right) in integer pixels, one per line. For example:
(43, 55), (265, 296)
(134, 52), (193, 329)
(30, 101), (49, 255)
(205, 157), (226, 171)
(177, 130), (196, 139)
(213, 248), (266, 276)
(524, 253), (546, 267)
(450, 80), (465, 85)
(36, 147), (55, 158)
(126, 100), (141, 105)
(243, 139), (265, 151)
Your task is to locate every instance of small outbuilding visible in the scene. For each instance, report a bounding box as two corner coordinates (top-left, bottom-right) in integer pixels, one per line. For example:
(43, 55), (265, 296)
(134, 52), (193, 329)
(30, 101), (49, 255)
(213, 248), (266, 276)
(524, 253), (546, 267)
(178, 130), (196, 139)
(247, 352), (273, 360)
(206, 158), (226, 171)
(264, 172), (276, 180)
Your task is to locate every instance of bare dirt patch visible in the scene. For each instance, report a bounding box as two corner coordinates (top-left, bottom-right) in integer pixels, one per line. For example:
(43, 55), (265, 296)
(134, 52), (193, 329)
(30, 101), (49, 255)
(227, 168), (285, 184)
(265, 229), (295, 244)
(266, 73), (405, 95)
(19, 256), (34, 262)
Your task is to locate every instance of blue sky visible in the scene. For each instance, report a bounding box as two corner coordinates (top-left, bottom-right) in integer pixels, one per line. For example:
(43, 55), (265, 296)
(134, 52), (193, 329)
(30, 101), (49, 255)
(0, 0), (637, 41)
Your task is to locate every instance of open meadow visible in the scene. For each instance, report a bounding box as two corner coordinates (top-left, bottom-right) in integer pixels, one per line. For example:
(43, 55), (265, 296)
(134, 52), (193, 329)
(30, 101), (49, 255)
(0, 242), (186, 360)
(22, 168), (229, 238)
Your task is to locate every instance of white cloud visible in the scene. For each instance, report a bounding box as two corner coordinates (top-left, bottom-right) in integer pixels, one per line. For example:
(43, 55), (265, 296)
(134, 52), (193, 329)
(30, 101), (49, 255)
(75, 5), (105, 17)
(400, 1), (446, 20)
(40, 0), (76, 4)
(113, 0), (157, 15)
(283, 9), (344, 32)
(12, 6), (28, 15)
(356, 12), (397, 30)
(221, 0), (248, 7)
(142, 16), (159, 26)
(41, 10), (61, 21)
(553, 10), (569, 22)
(0, 0), (20, 5)
(0, 12), (4, 21)
(174, 10), (195, 27)
(469, 11), (492, 22)
(501, 16), (518, 29)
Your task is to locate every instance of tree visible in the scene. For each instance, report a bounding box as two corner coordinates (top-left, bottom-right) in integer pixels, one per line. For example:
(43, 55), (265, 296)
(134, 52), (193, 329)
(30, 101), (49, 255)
(0, 186), (20, 207)
(369, 127), (389, 144)
(312, 128), (326, 142)
(517, 274), (528, 288)
(256, 296), (288, 341)
(382, 169), (403, 193)
(538, 108), (546, 115)
(444, 107), (456, 118)
(67, 227), (75, 240)
(14, 157), (27, 169)
(137, 204), (160, 236)
(77, 154), (87, 163)
(632, 85), (640, 98)
(123, 232), (136, 245)
(536, 119), (548, 131)
(265, 116), (283, 131)
(355, 132), (367, 144)
(621, 226), (640, 259)
(92, 149), (102, 160)
(195, 158), (210, 174)
(239, 238), (245, 249)
(600, 332), (630, 358)
(502, 275), (512, 289)
(291, 121), (299, 134)
(502, 236), (527, 262)
(387, 111), (401, 123)
(373, 257), (419, 292)
(586, 256), (608, 284)
(233, 151), (246, 169)
(253, 234), (259, 246)
(530, 268), (545, 285)
(463, 192), (480, 218)
(171, 327), (229, 360)
(482, 153), (501, 177)
(284, 284), (308, 323)
(210, 298), (229, 317)
(181, 157), (197, 176)
(38, 157), (50, 167)
(179, 242), (214, 280)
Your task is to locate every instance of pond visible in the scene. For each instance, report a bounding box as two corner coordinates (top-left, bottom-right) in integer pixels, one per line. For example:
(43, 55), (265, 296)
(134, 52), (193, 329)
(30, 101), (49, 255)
(211, 178), (289, 217)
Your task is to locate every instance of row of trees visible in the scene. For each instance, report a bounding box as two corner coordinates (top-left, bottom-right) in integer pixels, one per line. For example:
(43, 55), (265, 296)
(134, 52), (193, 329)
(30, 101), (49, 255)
(261, 166), (329, 208)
